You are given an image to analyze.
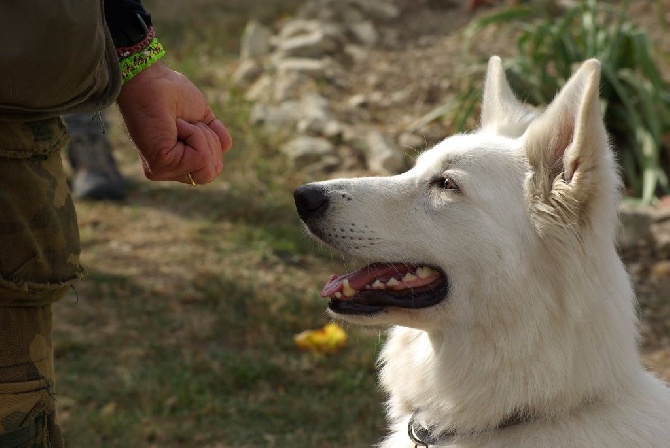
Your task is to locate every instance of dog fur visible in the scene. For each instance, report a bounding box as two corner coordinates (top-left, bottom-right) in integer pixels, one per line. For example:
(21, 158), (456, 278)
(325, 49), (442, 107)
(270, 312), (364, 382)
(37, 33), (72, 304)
(295, 56), (670, 447)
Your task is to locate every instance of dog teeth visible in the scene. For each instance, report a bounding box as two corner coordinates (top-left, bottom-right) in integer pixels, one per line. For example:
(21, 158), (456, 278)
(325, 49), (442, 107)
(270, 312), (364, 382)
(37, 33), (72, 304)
(402, 273), (417, 282)
(372, 280), (385, 289)
(416, 266), (436, 279)
(336, 266), (439, 298)
(342, 279), (356, 298)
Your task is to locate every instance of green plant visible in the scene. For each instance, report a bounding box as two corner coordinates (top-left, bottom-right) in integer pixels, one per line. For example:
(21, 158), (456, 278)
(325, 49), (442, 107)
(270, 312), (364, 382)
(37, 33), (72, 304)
(413, 0), (670, 203)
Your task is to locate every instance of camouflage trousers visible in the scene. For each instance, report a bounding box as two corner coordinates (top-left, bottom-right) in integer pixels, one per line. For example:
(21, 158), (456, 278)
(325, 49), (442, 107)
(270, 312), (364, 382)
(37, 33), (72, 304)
(0, 118), (84, 447)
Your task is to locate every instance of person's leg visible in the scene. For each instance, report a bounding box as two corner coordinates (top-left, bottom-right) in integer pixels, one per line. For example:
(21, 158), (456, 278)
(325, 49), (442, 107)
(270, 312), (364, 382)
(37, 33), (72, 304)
(0, 306), (61, 448)
(64, 111), (127, 200)
(0, 118), (85, 447)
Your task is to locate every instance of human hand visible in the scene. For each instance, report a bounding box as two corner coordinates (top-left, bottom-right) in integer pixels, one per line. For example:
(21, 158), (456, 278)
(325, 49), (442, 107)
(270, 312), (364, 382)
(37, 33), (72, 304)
(116, 61), (232, 185)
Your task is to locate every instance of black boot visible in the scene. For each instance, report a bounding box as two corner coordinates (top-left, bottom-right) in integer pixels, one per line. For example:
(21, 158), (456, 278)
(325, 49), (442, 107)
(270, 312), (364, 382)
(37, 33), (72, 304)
(66, 117), (127, 201)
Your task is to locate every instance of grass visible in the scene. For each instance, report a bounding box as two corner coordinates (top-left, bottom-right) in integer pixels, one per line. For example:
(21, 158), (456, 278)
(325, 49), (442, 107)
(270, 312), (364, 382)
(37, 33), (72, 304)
(57, 268), (384, 447)
(52, 2), (386, 446)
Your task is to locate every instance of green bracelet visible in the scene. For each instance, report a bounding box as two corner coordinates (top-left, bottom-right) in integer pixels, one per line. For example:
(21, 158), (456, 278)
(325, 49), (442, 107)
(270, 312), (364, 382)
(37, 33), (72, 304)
(119, 38), (166, 83)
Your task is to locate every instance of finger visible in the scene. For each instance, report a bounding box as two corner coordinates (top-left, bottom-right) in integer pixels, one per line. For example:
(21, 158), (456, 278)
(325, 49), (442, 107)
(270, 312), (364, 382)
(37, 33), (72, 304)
(188, 123), (223, 184)
(176, 119), (210, 157)
(143, 121), (210, 182)
(207, 119), (233, 153)
(201, 123), (224, 176)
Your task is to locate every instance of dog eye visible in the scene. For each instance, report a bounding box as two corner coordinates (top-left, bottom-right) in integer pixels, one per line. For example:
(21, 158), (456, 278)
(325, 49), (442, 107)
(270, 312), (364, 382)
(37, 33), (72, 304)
(433, 176), (459, 191)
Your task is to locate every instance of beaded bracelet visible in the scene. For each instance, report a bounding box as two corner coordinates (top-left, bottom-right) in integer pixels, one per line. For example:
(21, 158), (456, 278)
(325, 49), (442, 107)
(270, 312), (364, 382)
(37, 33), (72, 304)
(119, 38), (166, 83)
(116, 26), (156, 59)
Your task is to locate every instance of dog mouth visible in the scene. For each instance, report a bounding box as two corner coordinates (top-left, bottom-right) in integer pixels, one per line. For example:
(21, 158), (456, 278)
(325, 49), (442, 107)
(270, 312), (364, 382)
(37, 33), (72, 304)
(321, 263), (448, 315)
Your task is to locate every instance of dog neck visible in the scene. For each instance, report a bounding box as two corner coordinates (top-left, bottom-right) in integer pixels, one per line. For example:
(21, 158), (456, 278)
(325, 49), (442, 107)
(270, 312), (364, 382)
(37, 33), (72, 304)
(408, 409), (528, 447)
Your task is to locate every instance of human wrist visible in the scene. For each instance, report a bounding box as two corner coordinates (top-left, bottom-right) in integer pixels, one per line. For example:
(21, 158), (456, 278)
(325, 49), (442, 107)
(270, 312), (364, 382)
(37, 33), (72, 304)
(118, 36), (166, 84)
(117, 61), (169, 106)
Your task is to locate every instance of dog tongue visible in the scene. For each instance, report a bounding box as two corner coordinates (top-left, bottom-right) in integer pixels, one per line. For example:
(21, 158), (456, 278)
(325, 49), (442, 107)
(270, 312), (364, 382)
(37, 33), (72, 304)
(321, 263), (417, 298)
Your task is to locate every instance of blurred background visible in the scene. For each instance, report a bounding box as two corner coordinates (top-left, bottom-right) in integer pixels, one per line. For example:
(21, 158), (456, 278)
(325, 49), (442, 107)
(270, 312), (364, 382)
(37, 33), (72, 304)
(54, 1), (669, 446)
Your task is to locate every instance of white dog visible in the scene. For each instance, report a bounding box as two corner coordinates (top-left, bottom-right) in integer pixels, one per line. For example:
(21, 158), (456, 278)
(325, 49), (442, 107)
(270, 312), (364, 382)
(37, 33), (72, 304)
(294, 56), (670, 447)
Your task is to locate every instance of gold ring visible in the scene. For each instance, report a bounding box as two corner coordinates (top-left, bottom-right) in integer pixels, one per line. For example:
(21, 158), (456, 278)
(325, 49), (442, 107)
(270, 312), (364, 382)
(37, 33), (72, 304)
(187, 172), (197, 187)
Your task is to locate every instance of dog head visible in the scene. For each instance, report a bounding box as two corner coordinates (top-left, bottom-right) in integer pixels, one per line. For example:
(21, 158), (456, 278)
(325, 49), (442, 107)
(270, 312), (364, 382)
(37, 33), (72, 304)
(295, 56), (619, 331)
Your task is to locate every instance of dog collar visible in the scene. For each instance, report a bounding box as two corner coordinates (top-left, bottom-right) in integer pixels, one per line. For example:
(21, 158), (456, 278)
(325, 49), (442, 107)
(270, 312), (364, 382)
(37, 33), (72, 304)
(408, 410), (528, 447)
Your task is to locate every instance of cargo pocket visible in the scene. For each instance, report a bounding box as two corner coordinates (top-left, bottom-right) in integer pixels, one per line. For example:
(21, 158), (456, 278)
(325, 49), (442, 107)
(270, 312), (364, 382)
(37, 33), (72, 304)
(0, 119), (85, 307)
(0, 379), (54, 448)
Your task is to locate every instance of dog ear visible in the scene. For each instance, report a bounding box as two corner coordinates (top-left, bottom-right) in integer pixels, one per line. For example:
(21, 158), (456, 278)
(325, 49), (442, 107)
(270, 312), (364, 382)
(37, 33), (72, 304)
(524, 59), (619, 229)
(524, 60), (607, 197)
(480, 56), (537, 137)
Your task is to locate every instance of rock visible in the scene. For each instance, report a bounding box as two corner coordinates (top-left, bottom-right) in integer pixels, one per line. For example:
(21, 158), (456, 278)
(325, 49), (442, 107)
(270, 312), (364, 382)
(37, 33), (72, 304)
(652, 221), (670, 259)
(617, 202), (653, 253)
(245, 75), (274, 102)
(281, 136), (336, 167)
(276, 22), (345, 58)
(338, 145), (366, 171)
(347, 93), (368, 109)
(297, 0), (365, 23)
(365, 130), (406, 174)
(296, 94), (334, 135)
(249, 101), (300, 131)
(276, 58), (328, 77)
(398, 132), (425, 150)
(344, 44), (370, 63)
(277, 19), (321, 40)
(349, 21), (379, 46)
(305, 155), (342, 175)
(240, 21), (273, 59)
(278, 31), (327, 59)
(351, 0), (401, 21)
(274, 71), (315, 102)
(650, 260), (670, 280)
(233, 59), (263, 84)
(323, 120), (346, 139)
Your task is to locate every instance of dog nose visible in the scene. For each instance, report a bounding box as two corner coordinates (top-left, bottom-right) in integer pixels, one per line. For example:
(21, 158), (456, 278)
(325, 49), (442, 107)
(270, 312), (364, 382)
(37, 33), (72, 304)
(294, 184), (329, 221)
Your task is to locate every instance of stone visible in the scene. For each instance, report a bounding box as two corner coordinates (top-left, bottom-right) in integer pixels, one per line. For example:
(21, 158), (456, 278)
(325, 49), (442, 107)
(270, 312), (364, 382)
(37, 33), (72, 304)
(297, 0), (365, 22)
(344, 44), (369, 63)
(650, 260), (670, 280)
(347, 93), (368, 109)
(398, 132), (425, 151)
(276, 58), (328, 77)
(281, 136), (335, 168)
(278, 31), (327, 59)
(349, 21), (379, 47)
(351, 0), (401, 21)
(249, 101), (300, 131)
(305, 155), (341, 175)
(278, 19), (321, 40)
(652, 220), (670, 259)
(240, 21), (272, 59)
(232, 59), (263, 84)
(276, 21), (345, 56)
(617, 202), (653, 252)
(296, 94), (334, 135)
(274, 71), (312, 102)
(323, 120), (345, 139)
(245, 75), (274, 102)
(365, 130), (406, 174)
